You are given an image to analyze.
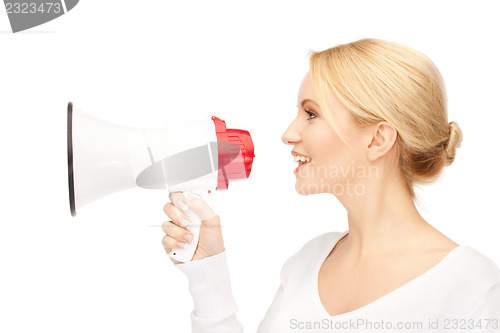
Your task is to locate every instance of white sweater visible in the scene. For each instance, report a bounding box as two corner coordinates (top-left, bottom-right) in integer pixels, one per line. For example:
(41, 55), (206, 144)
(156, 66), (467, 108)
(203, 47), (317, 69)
(175, 230), (500, 332)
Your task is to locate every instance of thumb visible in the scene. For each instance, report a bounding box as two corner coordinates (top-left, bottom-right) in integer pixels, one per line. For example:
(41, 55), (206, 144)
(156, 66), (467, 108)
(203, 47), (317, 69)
(182, 192), (218, 222)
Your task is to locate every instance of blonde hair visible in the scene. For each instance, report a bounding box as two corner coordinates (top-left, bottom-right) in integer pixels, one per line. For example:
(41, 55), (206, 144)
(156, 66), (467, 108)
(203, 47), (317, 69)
(309, 38), (463, 198)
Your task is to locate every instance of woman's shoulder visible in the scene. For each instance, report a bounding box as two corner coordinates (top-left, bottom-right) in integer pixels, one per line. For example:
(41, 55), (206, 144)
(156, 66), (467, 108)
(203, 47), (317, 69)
(451, 245), (500, 284)
(287, 230), (347, 262)
(279, 231), (346, 280)
(301, 230), (347, 252)
(447, 246), (500, 317)
(433, 245), (500, 309)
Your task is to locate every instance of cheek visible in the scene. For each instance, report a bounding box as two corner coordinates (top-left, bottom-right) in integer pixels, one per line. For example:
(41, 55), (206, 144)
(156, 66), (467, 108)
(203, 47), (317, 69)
(309, 131), (344, 164)
(309, 133), (364, 181)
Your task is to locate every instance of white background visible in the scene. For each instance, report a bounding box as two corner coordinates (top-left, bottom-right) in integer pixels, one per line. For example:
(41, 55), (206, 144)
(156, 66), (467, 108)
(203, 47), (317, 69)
(1, 1), (499, 332)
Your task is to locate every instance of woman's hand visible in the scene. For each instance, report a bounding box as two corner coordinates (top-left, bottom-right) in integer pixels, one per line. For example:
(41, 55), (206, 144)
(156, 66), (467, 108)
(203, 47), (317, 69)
(162, 192), (225, 264)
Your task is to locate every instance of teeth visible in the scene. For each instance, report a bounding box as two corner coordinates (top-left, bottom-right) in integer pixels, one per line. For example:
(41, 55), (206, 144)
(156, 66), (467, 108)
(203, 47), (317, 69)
(294, 155), (311, 163)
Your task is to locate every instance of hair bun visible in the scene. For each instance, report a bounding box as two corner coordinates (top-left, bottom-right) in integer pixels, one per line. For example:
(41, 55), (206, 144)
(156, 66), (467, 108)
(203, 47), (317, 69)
(444, 121), (463, 165)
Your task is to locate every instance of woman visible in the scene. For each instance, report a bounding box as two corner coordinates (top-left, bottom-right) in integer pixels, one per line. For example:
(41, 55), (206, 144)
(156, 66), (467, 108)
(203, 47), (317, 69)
(161, 39), (500, 332)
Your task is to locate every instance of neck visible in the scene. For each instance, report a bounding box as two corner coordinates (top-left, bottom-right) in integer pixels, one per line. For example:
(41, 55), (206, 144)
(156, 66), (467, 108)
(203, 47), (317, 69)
(337, 170), (432, 261)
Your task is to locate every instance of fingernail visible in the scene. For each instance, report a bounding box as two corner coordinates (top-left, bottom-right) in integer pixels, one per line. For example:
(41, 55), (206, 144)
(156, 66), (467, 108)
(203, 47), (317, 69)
(183, 192), (193, 201)
(178, 201), (189, 211)
(177, 242), (187, 249)
(180, 219), (191, 228)
(185, 234), (193, 242)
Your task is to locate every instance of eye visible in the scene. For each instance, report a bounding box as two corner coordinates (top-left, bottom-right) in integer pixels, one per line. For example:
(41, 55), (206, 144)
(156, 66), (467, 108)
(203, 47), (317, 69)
(305, 109), (317, 120)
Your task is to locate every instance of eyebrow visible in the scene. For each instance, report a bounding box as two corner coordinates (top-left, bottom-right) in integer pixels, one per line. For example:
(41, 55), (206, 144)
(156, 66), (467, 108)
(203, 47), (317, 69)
(297, 99), (321, 109)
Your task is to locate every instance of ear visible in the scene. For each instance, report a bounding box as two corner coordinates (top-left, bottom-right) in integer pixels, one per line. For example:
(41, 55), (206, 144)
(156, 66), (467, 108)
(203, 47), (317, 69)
(366, 121), (398, 162)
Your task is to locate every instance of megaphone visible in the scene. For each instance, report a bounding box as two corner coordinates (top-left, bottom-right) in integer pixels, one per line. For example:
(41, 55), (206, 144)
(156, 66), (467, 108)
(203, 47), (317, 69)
(66, 102), (255, 262)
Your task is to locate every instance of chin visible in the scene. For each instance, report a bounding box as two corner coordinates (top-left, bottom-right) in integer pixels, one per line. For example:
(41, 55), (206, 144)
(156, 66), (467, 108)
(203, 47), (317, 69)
(295, 179), (322, 196)
(295, 176), (354, 197)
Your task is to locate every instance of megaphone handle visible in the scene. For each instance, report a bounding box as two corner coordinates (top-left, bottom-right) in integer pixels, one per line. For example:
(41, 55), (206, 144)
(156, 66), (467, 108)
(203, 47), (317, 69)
(168, 205), (201, 263)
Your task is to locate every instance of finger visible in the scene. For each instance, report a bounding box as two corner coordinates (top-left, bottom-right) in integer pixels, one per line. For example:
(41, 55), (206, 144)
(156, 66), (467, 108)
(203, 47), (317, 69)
(164, 247), (182, 265)
(178, 193), (217, 221)
(168, 192), (189, 212)
(162, 220), (195, 244)
(163, 202), (191, 228)
(162, 234), (190, 252)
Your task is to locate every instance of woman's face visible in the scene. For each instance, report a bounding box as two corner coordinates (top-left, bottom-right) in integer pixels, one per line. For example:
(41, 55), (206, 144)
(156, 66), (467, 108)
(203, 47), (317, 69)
(282, 72), (370, 197)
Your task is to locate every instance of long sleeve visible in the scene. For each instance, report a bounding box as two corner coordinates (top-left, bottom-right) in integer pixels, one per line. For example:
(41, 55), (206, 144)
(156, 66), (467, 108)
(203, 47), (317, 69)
(175, 251), (244, 333)
(255, 281), (285, 333)
(256, 252), (297, 332)
(471, 282), (500, 333)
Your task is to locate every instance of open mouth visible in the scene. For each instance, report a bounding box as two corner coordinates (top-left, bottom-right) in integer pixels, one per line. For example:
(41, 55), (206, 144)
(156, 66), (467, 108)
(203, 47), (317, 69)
(293, 154), (311, 174)
(294, 155), (311, 165)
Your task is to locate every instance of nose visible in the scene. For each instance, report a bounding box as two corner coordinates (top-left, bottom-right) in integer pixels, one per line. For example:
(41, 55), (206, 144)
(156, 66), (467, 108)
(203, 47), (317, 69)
(281, 118), (301, 145)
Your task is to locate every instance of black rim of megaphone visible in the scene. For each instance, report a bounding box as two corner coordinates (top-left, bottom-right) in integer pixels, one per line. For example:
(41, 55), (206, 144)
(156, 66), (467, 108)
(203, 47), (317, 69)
(67, 102), (76, 217)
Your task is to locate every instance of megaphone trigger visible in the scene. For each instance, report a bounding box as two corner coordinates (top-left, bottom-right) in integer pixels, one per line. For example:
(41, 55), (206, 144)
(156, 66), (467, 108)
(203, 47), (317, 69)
(183, 190), (206, 202)
(168, 206), (202, 262)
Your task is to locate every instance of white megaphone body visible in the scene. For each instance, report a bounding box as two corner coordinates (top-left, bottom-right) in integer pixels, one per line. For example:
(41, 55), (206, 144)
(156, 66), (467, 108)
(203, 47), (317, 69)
(66, 102), (255, 262)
